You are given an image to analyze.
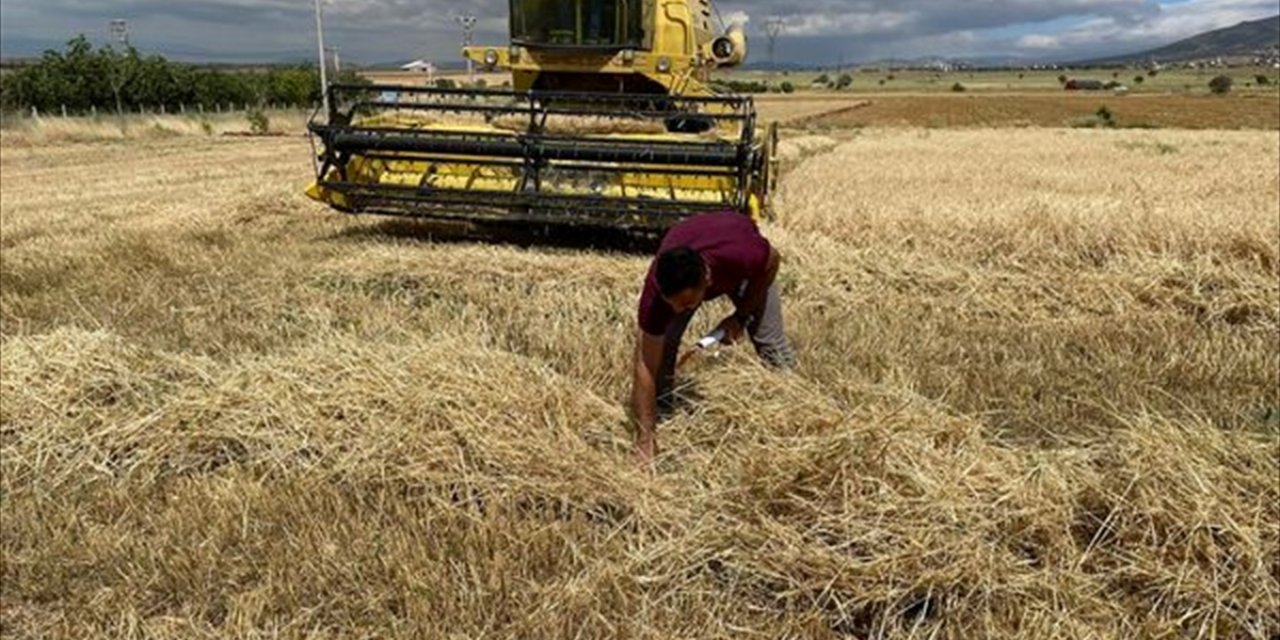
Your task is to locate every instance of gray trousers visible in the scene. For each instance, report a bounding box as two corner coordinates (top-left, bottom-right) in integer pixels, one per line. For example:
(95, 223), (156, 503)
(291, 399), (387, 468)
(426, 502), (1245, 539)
(657, 282), (795, 407)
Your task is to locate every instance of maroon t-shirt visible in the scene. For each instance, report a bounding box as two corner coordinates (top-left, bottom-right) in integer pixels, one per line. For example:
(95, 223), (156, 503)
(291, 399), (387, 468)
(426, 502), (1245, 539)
(637, 211), (772, 336)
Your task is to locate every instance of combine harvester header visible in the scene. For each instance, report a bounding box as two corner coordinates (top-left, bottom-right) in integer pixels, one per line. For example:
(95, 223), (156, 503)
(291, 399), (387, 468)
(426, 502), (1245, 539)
(306, 0), (778, 233)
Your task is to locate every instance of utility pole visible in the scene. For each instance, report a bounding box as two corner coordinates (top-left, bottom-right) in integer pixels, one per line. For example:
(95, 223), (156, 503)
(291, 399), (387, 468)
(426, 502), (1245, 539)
(314, 0), (330, 116)
(108, 19), (130, 129)
(326, 46), (341, 75)
(110, 19), (129, 46)
(456, 14), (478, 84)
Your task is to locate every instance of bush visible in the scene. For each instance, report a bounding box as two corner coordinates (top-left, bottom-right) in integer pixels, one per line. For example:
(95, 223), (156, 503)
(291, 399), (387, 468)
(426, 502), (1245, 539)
(1148, 69), (1159, 77)
(1255, 75), (1271, 86)
(434, 78), (458, 89)
(1058, 74), (1068, 85)
(779, 81), (795, 94)
(246, 108), (269, 135)
(710, 79), (769, 94)
(1133, 76), (1144, 85)
(836, 74), (853, 90)
(1095, 106), (1115, 128)
(813, 73), (830, 86)
(951, 82), (966, 92)
(1209, 75), (1233, 94)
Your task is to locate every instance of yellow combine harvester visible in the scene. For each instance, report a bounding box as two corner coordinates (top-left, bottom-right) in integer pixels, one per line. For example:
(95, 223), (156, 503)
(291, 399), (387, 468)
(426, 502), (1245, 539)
(306, 0), (778, 231)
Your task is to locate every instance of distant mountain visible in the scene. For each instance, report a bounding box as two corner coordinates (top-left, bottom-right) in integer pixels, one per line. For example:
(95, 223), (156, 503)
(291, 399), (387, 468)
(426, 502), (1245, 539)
(1082, 15), (1279, 65)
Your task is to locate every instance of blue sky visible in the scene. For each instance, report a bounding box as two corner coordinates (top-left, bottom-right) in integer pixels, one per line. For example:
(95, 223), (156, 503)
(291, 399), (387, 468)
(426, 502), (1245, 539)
(0, 0), (1276, 64)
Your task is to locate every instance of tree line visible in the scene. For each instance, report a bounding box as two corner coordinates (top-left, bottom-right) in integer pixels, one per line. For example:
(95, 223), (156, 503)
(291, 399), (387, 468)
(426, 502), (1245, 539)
(1, 36), (364, 115)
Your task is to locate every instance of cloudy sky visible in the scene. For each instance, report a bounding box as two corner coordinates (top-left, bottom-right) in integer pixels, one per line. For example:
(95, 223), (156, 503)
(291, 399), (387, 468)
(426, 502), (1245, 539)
(1, 0), (1276, 64)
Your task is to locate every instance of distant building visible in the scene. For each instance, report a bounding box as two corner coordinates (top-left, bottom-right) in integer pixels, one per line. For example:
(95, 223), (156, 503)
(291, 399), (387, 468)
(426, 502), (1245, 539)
(401, 59), (437, 81)
(1065, 79), (1105, 91)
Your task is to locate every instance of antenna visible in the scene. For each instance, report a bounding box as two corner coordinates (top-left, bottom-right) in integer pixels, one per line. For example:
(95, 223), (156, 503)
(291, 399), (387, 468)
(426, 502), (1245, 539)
(765, 17), (785, 70)
(109, 19), (129, 46)
(456, 14), (478, 83)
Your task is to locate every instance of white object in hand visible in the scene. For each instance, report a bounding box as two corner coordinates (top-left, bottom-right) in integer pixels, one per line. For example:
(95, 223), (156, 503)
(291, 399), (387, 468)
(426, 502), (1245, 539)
(697, 328), (727, 350)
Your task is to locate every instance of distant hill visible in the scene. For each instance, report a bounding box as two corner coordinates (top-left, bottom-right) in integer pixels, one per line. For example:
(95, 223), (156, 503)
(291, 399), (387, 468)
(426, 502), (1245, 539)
(1083, 15), (1279, 65)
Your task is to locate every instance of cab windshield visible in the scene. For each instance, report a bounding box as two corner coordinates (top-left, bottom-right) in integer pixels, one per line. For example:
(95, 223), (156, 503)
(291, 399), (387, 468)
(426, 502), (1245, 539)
(511, 0), (644, 48)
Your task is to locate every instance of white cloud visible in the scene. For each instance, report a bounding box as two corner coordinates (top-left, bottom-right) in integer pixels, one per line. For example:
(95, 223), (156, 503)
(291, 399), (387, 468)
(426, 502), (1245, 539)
(1014, 0), (1277, 58)
(722, 10), (751, 29)
(0, 0), (1275, 63)
(1018, 34), (1064, 50)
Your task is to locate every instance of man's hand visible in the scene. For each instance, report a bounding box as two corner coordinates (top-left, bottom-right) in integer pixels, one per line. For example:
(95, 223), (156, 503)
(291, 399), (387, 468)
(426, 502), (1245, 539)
(634, 434), (656, 468)
(631, 329), (664, 469)
(715, 314), (748, 345)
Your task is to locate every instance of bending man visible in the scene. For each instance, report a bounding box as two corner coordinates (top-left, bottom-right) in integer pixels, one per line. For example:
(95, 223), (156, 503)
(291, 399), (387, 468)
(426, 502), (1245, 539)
(631, 211), (796, 465)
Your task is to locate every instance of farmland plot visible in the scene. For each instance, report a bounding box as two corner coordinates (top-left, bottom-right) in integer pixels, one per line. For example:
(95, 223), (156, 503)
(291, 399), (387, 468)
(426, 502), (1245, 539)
(1, 125), (1277, 638)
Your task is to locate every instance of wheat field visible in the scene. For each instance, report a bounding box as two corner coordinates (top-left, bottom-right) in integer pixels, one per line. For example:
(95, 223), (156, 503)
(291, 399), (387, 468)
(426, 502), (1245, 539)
(1, 120), (1277, 638)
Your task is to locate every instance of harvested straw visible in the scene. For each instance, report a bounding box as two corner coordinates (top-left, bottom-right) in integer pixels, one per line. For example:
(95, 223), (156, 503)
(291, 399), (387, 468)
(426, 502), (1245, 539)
(1, 127), (1276, 638)
(0, 112), (311, 146)
(491, 114), (670, 135)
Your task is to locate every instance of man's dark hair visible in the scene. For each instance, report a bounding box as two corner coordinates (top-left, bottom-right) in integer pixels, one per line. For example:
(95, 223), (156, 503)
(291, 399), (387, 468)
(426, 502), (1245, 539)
(656, 247), (705, 297)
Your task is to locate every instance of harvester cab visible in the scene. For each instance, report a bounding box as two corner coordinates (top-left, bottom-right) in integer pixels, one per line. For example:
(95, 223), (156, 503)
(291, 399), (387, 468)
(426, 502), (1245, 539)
(306, 0), (779, 232)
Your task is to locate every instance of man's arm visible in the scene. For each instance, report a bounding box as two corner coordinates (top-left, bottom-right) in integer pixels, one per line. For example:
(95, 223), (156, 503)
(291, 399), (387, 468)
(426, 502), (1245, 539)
(630, 328), (665, 465)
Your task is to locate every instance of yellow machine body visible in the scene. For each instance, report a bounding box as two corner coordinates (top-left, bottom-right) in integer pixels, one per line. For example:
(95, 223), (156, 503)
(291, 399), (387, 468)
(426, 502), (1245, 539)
(306, 0), (774, 231)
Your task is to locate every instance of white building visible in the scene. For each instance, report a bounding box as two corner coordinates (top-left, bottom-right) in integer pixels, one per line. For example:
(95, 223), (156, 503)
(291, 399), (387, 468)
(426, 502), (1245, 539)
(401, 59), (437, 81)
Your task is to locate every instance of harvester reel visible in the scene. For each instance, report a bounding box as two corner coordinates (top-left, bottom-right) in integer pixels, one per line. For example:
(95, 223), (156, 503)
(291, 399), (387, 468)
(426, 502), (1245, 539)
(307, 85), (768, 232)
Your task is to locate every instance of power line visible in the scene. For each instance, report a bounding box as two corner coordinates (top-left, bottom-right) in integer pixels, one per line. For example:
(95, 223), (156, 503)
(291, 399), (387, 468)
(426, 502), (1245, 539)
(765, 17), (785, 69)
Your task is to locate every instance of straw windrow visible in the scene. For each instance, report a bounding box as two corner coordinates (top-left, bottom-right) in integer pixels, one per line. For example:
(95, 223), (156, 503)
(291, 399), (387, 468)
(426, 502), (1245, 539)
(1, 127), (1276, 638)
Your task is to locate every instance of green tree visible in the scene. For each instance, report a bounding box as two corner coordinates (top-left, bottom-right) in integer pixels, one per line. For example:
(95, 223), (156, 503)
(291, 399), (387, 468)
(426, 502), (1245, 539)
(1208, 75), (1233, 94)
(262, 67), (319, 107)
(0, 36), (341, 114)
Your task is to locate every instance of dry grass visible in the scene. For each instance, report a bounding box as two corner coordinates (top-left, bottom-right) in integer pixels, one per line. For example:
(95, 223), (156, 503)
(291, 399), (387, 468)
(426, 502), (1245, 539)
(0, 99), (845, 146)
(490, 114), (670, 135)
(0, 111), (311, 147)
(798, 93), (1280, 129)
(1, 125), (1277, 638)
(754, 96), (874, 125)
